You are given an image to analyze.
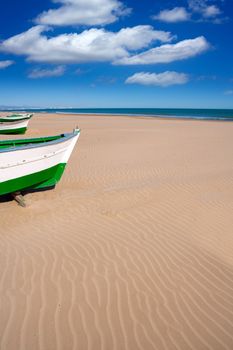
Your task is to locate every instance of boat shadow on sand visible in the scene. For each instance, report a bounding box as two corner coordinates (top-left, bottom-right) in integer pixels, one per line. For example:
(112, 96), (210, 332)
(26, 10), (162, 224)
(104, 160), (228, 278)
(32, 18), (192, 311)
(0, 185), (55, 204)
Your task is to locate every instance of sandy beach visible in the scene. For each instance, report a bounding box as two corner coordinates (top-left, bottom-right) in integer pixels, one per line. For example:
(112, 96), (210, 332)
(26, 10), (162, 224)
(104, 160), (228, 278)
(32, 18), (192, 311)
(1, 113), (233, 350)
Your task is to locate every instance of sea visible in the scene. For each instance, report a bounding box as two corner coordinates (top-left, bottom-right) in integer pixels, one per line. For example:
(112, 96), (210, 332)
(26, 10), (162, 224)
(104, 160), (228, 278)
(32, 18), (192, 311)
(2, 108), (233, 121)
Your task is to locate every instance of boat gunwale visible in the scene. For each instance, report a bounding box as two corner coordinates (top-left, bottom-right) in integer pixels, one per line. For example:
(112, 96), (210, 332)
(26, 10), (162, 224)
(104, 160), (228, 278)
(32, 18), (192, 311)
(0, 119), (30, 124)
(0, 114), (33, 123)
(0, 129), (80, 153)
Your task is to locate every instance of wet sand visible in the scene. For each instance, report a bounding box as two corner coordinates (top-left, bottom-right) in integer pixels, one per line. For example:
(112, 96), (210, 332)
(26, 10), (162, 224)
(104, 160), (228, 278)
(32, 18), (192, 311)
(1, 113), (233, 350)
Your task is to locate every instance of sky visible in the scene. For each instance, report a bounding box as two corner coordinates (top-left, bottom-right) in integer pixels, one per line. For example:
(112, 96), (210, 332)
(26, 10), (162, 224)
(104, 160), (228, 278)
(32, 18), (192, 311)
(0, 0), (232, 109)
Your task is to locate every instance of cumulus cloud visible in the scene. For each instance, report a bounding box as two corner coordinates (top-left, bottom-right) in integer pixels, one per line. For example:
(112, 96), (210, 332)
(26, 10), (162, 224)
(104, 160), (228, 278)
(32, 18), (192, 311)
(188, 0), (221, 18)
(36, 0), (131, 26)
(28, 65), (65, 78)
(115, 36), (209, 65)
(0, 25), (173, 64)
(154, 1), (223, 23)
(0, 60), (14, 69)
(126, 71), (189, 87)
(203, 5), (221, 17)
(153, 7), (190, 23)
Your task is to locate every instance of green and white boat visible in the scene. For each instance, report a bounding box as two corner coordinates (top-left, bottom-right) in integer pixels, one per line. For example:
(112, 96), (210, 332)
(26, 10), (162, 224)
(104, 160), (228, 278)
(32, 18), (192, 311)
(0, 129), (80, 196)
(0, 113), (33, 134)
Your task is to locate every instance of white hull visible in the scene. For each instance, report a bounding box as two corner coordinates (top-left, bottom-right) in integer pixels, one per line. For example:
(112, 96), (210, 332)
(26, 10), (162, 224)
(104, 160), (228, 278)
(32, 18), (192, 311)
(0, 132), (80, 183)
(0, 119), (30, 131)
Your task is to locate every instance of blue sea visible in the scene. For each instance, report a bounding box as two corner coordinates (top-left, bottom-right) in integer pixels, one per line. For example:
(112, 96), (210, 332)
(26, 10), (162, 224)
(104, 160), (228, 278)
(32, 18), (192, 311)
(2, 108), (233, 121)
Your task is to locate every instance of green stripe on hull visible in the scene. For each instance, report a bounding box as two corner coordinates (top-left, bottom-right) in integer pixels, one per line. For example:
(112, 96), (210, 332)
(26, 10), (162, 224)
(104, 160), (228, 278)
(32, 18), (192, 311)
(0, 118), (29, 123)
(0, 163), (66, 196)
(0, 127), (27, 135)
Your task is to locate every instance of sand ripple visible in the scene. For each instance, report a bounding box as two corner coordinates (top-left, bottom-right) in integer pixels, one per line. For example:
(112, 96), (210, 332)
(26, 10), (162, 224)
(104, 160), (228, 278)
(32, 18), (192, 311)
(1, 114), (233, 349)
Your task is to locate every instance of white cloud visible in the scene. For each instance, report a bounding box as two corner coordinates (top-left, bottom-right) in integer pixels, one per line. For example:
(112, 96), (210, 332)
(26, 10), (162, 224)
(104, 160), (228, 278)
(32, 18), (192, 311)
(154, 1), (223, 23)
(126, 71), (189, 87)
(36, 0), (131, 26)
(0, 25), (173, 64)
(203, 4), (221, 17)
(188, 0), (221, 18)
(153, 7), (190, 23)
(28, 65), (65, 78)
(115, 36), (209, 65)
(0, 60), (14, 69)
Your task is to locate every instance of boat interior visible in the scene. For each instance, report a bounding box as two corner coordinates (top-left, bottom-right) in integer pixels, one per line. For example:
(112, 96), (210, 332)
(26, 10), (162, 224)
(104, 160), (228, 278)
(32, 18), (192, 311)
(0, 134), (65, 150)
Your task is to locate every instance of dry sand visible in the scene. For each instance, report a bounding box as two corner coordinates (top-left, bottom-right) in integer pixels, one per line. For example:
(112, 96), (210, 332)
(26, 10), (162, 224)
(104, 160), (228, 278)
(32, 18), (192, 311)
(0, 113), (233, 350)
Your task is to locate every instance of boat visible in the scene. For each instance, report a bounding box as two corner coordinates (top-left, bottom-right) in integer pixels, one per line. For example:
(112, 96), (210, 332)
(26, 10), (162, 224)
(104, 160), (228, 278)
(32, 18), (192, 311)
(0, 128), (80, 197)
(0, 113), (33, 134)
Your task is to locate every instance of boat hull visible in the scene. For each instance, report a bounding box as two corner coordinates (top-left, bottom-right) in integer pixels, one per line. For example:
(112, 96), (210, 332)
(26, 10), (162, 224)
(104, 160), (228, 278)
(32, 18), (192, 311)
(0, 163), (66, 195)
(0, 130), (80, 195)
(0, 119), (29, 134)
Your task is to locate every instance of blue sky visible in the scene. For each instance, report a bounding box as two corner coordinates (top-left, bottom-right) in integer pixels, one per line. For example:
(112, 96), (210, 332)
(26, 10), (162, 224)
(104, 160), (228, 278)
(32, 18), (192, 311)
(0, 0), (232, 108)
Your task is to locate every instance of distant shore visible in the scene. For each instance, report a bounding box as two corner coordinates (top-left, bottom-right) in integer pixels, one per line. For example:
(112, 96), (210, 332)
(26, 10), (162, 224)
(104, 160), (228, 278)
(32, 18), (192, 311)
(1, 107), (233, 121)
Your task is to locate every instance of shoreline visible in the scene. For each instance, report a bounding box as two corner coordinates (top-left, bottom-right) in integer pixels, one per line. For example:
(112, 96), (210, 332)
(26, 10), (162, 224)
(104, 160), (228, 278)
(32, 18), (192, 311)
(1, 110), (233, 122)
(54, 112), (233, 122)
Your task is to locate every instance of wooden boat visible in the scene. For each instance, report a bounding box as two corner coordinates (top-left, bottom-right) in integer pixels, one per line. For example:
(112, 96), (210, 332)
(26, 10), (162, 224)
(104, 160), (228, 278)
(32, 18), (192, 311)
(0, 113), (33, 134)
(0, 129), (80, 197)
